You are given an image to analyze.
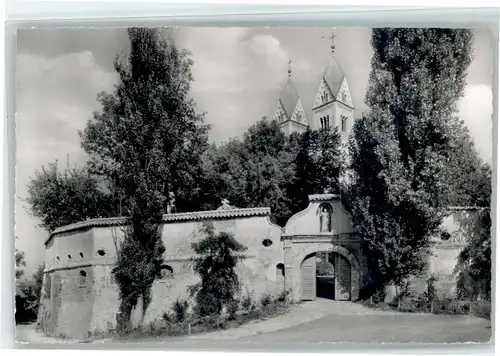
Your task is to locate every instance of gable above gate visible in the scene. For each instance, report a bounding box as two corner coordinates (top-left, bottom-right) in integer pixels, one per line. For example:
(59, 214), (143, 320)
(284, 194), (355, 236)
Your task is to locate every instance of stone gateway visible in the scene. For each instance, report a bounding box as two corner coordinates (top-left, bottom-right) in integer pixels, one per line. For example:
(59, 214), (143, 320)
(37, 194), (469, 338)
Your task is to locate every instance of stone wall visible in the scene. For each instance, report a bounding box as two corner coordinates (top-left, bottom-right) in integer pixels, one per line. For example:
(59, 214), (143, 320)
(39, 207), (284, 338)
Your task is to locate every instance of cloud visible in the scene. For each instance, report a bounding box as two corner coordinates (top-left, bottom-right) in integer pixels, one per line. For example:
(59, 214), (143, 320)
(15, 51), (116, 274)
(457, 84), (493, 164)
(179, 28), (291, 93)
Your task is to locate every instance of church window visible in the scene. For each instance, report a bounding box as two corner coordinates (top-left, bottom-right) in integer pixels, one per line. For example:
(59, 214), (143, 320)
(341, 115), (348, 132)
(78, 270), (87, 287)
(321, 116), (330, 130)
(341, 91), (347, 103)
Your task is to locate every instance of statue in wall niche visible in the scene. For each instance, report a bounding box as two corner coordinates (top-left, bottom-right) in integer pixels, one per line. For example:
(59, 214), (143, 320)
(320, 207), (331, 232)
(217, 198), (234, 210)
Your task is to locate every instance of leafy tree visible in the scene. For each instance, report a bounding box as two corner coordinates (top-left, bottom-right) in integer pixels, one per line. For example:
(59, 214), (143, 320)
(16, 264), (44, 323)
(455, 164), (491, 300)
(206, 118), (296, 225)
(345, 28), (473, 294)
(80, 28), (209, 329)
(15, 244), (26, 279)
(189, 222), (246, 317)
(288, 127), (342, 214)
(25, 162), (115, 232)
(446, 126), (491, 207)
(206, 118), (342, 226)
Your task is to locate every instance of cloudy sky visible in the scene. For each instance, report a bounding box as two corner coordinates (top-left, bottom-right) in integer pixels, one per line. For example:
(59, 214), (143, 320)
(16, 27), (493, 276)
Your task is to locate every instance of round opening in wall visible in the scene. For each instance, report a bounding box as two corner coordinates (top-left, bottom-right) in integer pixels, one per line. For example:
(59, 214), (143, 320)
(262, 239), (273, 247)
(440, 231), (451, 241)
(79, 252), (84, 258)
(97, 249), (106, 256)
(79, 270), (87, 277)
(56, 256), (60, 261)
(68, 255), (71, 259)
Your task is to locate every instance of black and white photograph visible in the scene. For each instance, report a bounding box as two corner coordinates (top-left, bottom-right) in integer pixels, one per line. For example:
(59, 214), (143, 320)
(14, 26), (493, 345)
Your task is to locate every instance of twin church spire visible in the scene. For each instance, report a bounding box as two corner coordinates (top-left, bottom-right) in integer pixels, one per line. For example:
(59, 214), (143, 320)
(273, 29), (354, 138)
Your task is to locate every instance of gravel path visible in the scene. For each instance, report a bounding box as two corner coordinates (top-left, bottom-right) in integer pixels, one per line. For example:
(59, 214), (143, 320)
(15, 300), (490, 345)
(186, 299), (403, 340)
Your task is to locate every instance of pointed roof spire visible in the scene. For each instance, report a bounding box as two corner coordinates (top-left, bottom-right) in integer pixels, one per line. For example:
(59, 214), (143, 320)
(287, 58), (292, 79)
(329, 28), (336, 56)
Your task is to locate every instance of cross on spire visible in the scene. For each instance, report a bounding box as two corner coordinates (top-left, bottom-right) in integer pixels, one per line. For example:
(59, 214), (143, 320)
(287, 58), (292, 79)
(330, 29), (336, 56)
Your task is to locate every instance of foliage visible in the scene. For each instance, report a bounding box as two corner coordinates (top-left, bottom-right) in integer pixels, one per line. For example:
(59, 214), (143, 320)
(16, 264), (44, 324)
(80, 28), (209, 329)
(163, 298), (189, 323)
(15, 244), (26, 279)
(189, 222), (247, 317)
(345, 28), (474, 292)
(445, 127), (491, 207)
(288, 128), (342, 215)
(206, 118), (342, 226)
(455, 208), (491, 300)
(25, 162), (115, 232)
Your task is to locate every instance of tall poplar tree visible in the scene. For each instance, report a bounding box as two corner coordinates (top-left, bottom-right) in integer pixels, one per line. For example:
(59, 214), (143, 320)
(80, 28), (210, 328)
(346, 28), (473, 294)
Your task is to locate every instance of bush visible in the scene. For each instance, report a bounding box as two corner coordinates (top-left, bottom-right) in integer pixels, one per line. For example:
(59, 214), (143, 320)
(172, 298), (189, 323)
(241, 293), (253, 312)
(226, 298), (239, 320)
(276, 290), (291, 304)
(471, 300), (491, 320)
(260, 294), (273, 307)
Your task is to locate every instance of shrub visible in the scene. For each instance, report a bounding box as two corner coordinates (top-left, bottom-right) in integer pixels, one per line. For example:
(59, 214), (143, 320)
(471, 301), (491, 320)
(241, 293), (253, 312)
(189, 223), (247, 317)
(260, 294), (273, 307)
(226, 298), (239, 320)
(172, 298), (189, 323)
(276, 290), (291, 304)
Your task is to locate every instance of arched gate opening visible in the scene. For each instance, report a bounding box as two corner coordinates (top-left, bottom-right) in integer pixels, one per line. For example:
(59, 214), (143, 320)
(300, 247), (359, 301)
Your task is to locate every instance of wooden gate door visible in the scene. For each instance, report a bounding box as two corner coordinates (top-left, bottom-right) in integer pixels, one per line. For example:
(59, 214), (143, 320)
(335, 255), (351, 301)
(301, 254), (316, 301)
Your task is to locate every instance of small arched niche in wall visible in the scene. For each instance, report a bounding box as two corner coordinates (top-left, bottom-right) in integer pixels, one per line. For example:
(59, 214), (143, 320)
(262, 238), (273, 247)
(97, 249), (106, 257)
(318, 203), (333, 233)
(159, 265), (174, 282)
(79, 252), (84, 258)
(78, 270), (87, 288)
(276, 263), (285, 278)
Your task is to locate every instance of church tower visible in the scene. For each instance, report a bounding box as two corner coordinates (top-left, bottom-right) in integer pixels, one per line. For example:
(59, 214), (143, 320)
(311, 30), (354, 142)
(273, 59), (309, 135)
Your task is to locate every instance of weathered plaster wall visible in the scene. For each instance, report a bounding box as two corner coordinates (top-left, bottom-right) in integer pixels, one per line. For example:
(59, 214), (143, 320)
(144, 212), (284, 324)
(39, 208), (284, 337)
(284, 195), (355, 236)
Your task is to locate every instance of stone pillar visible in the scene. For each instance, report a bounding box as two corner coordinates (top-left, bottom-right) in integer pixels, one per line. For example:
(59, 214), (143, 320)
(283, 238), (300, 302)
